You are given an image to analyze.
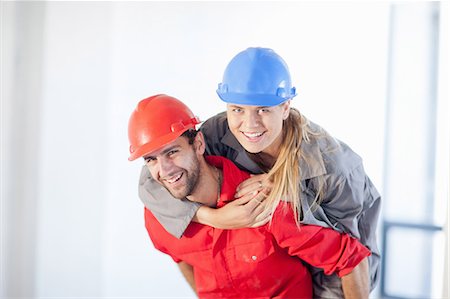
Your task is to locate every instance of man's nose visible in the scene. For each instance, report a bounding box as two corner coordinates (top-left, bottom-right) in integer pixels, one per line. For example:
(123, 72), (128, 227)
(158, 157), (174, 177)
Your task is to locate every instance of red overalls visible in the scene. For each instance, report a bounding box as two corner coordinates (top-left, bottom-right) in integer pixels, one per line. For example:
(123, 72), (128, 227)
(145, 156), (370, 298)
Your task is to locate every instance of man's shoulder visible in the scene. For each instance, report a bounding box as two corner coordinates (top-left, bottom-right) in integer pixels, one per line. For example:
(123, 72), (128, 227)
(206, 155), (251, 179)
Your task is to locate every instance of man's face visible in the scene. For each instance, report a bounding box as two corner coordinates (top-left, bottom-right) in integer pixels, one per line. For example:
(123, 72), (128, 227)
(144, 136), (201, 199)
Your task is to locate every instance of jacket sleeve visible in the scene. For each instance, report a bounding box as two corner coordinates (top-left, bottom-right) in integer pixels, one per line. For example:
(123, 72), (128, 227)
(269, 203), (371, 277)
(319, 164), (381, 285)
(320, 164), (381, 250)
(300, 141), (381, 290)
(139, 165), (202, 238)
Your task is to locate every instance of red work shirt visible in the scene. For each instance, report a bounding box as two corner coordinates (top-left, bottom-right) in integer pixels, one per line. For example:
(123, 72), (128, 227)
(145, 156), (370, 298)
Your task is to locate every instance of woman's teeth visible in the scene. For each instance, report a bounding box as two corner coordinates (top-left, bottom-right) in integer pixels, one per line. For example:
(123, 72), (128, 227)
(243, 132), (263, 138)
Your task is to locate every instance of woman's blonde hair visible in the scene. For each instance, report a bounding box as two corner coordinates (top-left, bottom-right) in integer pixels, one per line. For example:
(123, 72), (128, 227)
(262, 107), (327, 226)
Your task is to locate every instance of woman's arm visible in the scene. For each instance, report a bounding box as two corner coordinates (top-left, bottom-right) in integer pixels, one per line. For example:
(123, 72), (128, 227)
(269, 203), (371, 295)
(193, 189), (269, 228)
(141, 165), (270, 235)
(317, 164), (381, 291)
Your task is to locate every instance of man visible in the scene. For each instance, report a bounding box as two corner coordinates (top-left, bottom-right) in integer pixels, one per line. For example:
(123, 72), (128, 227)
(128, 94), (371, 299)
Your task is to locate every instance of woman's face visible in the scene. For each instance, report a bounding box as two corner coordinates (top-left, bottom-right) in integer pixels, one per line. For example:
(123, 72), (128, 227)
(226, 101), (290, 157)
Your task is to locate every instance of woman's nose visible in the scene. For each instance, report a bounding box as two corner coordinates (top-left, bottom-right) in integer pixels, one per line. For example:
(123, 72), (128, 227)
(244, 111), (261, 128)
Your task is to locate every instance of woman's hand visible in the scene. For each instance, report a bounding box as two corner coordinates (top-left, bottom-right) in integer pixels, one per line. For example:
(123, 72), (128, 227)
(235, 174), (272, 199)
(193, 174), (272, 229)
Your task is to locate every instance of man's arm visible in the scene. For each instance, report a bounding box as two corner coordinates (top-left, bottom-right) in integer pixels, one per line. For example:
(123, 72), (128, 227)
(341, 257), (370, 299)
(177, 261), (196, 295)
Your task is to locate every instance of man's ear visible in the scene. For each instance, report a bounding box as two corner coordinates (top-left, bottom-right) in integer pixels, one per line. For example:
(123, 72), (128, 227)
(194, 131), (206, 155)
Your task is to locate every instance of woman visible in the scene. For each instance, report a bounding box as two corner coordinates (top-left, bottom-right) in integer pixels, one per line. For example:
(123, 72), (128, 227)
(138, 47), (381, 298)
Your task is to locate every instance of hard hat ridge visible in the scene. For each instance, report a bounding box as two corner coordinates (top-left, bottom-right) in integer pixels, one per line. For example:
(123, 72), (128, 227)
(127, 94), (200, 161)
(217, 47), (297, 106)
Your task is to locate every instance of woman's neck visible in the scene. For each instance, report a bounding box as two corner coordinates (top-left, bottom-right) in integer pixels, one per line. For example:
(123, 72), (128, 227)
(248, 134), (282, 171)
(248, 151), (276, 172)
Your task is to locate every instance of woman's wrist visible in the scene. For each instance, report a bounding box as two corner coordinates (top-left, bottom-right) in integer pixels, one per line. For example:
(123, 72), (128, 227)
(193, 205), (216, 226)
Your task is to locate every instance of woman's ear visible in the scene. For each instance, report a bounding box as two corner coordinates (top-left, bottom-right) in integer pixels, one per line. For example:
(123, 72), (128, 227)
(281, 100), (291, 120)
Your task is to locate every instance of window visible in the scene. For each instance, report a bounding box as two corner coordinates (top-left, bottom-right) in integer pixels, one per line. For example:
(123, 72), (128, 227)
(381, 2), (447, 298)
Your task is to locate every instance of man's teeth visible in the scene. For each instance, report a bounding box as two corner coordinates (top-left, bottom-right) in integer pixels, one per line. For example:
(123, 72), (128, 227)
(243, 132), (263, 138)
(165, 173), (182, 183)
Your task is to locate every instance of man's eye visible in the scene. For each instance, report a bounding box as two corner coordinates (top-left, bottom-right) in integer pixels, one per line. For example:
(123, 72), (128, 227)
(145, 157), (157, 163)
(167, 150), (178, 156)
(232, 108), (242, 113)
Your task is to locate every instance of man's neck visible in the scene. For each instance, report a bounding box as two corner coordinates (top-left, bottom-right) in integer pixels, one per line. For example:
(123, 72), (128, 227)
(186, 161), (221, 208)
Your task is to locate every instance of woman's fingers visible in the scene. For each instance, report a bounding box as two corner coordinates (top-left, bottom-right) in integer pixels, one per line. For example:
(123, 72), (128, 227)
(235, 180), (263, 198)
(249, 197), (272, 227)
(231, 188), (266, 207)
(250, 216), (271, 228)
(235, 174), (268, 198)
(231, 191), (257, 205)
(236, 174), (263, 190)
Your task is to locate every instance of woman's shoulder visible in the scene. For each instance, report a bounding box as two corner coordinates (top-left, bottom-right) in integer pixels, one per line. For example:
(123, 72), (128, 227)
(200, 111), (228, 137)
(199, 111), (241, 157)
(305, 120), (363, 176)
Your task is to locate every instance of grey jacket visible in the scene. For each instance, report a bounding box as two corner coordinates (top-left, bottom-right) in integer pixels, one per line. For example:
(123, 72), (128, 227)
(139, 112), (381, 298)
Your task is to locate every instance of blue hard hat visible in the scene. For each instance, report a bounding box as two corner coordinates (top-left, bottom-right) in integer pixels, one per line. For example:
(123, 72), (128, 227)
(217, 47), (297, 106)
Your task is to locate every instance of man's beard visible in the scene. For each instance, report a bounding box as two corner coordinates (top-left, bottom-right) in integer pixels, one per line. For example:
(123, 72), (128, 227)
(165, 154), (200, 199)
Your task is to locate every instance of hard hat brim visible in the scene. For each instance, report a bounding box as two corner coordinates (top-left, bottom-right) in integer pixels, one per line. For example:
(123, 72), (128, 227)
(128, 129), (187, 161)
(217, 91), (295, 107)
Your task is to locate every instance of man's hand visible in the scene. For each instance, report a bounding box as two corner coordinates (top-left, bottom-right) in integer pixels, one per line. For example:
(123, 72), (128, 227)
(341, 257), (370, 299)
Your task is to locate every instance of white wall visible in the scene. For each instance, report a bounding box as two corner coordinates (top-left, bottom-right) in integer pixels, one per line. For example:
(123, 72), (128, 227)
(1, 2), (45, 297)
(2, 1), (391, 298)
(36, 3), (112, 297)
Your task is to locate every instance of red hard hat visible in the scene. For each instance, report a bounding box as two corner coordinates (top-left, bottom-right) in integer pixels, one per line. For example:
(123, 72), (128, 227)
(128, 94), (200, 161)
